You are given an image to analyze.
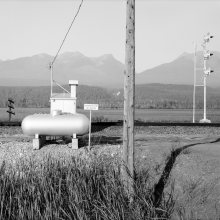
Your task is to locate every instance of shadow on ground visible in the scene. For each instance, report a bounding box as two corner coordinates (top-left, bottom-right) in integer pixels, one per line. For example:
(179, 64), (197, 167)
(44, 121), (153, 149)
(91, 125), (113, 134)
(43, 135), (123, 149)
(78, 135), (122, 148)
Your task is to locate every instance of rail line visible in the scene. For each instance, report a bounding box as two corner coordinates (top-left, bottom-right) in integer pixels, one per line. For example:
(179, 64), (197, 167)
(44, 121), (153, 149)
(1, 121), (220, 127)
(0, 121), (21, 126)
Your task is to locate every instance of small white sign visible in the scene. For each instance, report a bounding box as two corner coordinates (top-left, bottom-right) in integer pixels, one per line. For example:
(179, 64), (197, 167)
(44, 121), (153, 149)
(84, 104), (99, 110)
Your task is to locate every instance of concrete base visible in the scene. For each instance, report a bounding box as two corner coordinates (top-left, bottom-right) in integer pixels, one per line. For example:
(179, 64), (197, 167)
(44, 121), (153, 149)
(71, 138), (78, 150)
(199, 119), (211, 123)
(33, 136), (46, 150)
(32, 135), (78, 150)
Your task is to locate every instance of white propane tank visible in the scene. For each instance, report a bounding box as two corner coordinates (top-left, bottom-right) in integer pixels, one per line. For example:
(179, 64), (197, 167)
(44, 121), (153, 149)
(21, 112), (89, 136)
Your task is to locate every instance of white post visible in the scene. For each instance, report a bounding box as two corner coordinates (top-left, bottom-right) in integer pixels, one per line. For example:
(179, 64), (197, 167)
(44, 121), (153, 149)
(193, 43), (197, 123)
(84, 104), (98, 150)
(200, 42), (210, 123)
(204, 57), (207, 121)
(88, 109), (91, 150)
(204, 76), (206, 120)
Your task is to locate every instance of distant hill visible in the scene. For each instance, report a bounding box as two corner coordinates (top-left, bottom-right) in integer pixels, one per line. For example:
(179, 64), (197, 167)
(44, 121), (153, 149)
(1, 51), (220, 88)
(0, 52), (124, 87)
(0, 78), (50, 87)
(136, 51), (220, 86)
(1, 83), (220, 109)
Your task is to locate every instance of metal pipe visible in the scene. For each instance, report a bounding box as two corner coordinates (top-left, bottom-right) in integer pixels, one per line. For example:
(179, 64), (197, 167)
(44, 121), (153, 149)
(50, 61), (53, 97)
(88, 109), (91, 150)
(203, 46), (207, 121)
(203, 58), (207, 120)
(193, 42), (197, 123)
(192, 40), (205, 123)
(204, 76), (206, 120)
(53, 81), (70, 94)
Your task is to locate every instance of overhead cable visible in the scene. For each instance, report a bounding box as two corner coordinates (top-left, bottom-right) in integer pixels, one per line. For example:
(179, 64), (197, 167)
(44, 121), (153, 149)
(51, 0), (84, 65)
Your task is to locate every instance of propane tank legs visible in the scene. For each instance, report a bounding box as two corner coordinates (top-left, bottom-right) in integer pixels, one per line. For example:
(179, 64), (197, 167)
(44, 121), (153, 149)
(33, 133), (78, 150)
(33, 134), (46, 150)
(72, 133), (78, 150)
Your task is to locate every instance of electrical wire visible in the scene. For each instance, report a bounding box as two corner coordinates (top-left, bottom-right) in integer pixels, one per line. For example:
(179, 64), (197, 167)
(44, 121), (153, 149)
(51, 0), (83, 65)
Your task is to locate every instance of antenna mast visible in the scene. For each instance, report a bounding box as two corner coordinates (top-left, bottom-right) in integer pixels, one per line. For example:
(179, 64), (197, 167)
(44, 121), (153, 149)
(47, 0), (83, 97)
(50, 62), (53, 97)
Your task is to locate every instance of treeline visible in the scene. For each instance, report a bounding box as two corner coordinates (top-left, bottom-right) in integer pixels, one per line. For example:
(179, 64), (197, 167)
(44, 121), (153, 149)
(0, 85), (113, 109)
(110, 84), (220, 109)
(1, 83), (220, 109)
(134, 84), (220, 109)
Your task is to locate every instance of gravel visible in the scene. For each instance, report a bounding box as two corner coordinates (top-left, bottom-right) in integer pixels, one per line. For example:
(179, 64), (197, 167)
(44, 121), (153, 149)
(93, 125), (220, 136)
(0, 125), (219, 170)
(1, 125), (220, 137)
(1, 125), (220, 219)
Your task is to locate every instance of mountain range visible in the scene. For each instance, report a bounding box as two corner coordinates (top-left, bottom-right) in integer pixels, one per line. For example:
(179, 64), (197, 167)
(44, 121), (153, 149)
(0, 51), (220, 87)
(136, 51), (220, 86)
(0, 52), (124, 87)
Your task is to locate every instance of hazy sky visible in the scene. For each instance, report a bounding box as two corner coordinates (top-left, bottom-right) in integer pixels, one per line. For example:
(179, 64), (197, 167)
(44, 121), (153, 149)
(0, 0), (219, 72)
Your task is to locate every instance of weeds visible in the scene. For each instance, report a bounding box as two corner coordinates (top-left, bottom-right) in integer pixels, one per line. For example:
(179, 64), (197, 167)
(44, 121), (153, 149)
(92, 114), (110, 122)
(181, 148), (191, 155)
(0, 150), (176, 220)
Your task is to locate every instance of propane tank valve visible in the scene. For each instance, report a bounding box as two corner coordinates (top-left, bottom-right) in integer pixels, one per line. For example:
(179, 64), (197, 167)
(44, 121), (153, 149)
(51, 110), (62, 116)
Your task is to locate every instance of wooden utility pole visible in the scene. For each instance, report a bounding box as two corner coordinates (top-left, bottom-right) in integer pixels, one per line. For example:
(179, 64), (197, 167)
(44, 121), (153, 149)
(123, 0), (135, 196)
(7, 99), (15, 121)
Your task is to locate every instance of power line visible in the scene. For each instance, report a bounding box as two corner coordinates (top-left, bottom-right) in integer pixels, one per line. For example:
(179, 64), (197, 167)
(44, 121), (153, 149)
(51, 0), (84, 65)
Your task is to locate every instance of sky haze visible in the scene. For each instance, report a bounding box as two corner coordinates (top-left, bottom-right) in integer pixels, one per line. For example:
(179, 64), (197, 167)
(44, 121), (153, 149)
(0, 0), (219, 73)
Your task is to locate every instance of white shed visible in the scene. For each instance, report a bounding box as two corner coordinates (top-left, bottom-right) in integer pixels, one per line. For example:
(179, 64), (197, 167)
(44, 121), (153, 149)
(50, 80), (78, 114)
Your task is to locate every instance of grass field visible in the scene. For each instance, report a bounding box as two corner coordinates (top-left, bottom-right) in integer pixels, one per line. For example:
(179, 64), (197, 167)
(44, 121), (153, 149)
(0, 146), (177, 220)
(1, 107), (220, 123)
(1, 110), (220, 219)
(1, 127), (220, 219)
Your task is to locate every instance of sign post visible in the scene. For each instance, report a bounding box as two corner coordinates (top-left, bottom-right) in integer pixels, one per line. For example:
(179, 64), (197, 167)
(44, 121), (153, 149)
(84, 104), (99, 150)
